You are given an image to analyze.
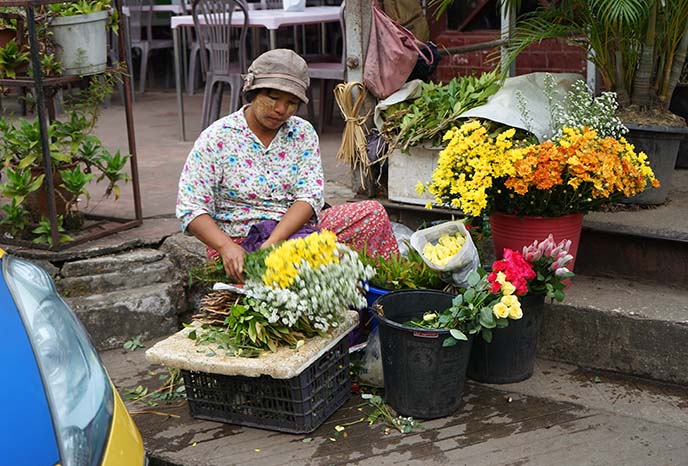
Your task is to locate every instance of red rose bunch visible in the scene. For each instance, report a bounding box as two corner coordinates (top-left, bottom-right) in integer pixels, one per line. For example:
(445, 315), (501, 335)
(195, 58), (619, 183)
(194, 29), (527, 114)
(487, 249), (536, 296)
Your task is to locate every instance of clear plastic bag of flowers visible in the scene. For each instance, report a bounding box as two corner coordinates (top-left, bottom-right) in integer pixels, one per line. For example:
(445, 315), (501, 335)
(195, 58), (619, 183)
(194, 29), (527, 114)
(409, 220), (480, 287)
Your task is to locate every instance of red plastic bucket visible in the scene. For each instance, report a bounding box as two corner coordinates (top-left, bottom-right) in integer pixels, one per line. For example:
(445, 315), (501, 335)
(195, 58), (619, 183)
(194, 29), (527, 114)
(489, 212), (584, 271)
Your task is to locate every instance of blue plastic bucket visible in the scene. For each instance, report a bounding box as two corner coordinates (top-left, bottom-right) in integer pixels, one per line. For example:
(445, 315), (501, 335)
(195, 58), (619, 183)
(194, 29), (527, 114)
(365, 285), (390, 330)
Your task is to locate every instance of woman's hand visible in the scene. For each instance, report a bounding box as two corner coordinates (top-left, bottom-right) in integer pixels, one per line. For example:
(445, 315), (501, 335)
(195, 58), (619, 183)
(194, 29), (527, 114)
(218, 241), (246, 283)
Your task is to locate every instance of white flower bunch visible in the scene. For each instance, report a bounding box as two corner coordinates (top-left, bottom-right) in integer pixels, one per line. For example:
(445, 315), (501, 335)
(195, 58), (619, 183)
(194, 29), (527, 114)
(246, 244), (375, 332)
(546, 76), (628, 140)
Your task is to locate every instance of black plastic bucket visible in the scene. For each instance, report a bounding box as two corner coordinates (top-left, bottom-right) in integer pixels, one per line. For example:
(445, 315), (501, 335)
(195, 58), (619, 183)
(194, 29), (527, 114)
(373, 289), (473, 419)
(467, 294), (545, 384)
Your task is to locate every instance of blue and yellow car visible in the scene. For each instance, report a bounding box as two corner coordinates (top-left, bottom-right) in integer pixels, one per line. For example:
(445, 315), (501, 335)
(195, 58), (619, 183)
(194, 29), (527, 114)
(0, 249), (147, 466)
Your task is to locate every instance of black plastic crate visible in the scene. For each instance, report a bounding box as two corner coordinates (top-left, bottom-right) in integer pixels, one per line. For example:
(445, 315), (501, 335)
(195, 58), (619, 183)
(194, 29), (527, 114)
(181, 337), (351, 433)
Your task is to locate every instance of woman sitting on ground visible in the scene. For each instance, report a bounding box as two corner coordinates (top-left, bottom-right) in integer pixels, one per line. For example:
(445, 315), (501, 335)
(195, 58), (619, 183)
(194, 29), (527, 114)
(176, 49), (398, 282)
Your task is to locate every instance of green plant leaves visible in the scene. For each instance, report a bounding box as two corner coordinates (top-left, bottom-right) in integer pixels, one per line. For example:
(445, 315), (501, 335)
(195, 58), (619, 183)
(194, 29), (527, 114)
(358, 246), (444, 290)
(381, 71), (501, 151)
(123, 334), (145, 351)
(449, 328), (467, 341)
(187, 297), (322, 356)
(31, 215), (73, 246)
(0, 168), (44, 205)
(0, 39), (29, 79)
(442, 336), (457, 347)
(479, 307), (496, 329)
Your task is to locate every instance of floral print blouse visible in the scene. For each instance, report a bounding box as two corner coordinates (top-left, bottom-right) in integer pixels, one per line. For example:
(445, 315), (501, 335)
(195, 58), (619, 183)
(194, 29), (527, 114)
(176, 107), (325, 237)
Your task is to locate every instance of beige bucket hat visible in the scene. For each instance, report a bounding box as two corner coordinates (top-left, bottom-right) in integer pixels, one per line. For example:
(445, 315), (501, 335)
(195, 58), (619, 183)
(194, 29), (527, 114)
(242, 49), (310, 104)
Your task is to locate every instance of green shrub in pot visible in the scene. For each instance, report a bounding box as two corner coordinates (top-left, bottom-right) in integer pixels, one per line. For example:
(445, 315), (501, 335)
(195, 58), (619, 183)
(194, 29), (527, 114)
(0, 110), (130, 245)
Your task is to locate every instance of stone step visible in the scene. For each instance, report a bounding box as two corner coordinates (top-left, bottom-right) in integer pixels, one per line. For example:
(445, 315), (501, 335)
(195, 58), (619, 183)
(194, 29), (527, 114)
(576, 222), (688, 287)
(538, 274), (688, 385)
(66, 282), (185, 351)
(61, 248), (168, 277)
(56, 249), (179, 297)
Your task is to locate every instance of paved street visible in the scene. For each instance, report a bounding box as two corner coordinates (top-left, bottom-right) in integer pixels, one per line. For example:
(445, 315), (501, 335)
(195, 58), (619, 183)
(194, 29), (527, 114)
(104, 340), (688, 466)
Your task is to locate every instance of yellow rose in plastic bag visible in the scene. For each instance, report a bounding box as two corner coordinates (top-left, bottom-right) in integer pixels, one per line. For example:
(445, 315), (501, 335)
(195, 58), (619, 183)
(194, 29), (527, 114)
(422, 232), (466, 266)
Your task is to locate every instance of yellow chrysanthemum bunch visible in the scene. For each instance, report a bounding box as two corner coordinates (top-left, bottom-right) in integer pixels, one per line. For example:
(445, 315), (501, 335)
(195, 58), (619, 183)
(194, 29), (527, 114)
(419, 121), (659, 217)
(262, 230), (339, 288)
(245, 231), (375, 332)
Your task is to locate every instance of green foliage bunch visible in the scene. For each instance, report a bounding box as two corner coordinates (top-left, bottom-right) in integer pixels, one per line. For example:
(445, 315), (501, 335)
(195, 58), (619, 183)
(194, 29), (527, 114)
(359, 246), (445, 291)
(381, 70), (501, 151)
(187, 297), (324, 357)
(48, 0), (112, 17)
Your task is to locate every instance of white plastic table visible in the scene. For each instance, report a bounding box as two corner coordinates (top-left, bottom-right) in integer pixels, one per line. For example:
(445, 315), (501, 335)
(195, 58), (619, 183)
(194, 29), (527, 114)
(171, 6), (341, 140)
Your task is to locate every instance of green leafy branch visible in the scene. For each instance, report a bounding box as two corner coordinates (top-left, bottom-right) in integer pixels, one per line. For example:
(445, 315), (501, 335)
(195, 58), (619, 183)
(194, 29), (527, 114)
(187, 297), (324, 356)
(124, 368), (186, 414)
(361, 394), (423, 434)
(381, 71), (501, 152)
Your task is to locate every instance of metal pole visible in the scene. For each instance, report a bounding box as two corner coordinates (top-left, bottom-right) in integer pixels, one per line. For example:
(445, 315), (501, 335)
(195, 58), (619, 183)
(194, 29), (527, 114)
(26, 5), (60, 248)
(116, 0), (143, 220)
(500, 1), (515, 77)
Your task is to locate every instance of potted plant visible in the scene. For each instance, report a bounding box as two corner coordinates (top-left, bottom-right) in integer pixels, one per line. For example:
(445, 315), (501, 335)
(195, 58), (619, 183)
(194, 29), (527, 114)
(0, 7), (64, 79)
(372, 254), (532, 419)
(503, 0), (688, 203)
(0, 9), (24, 48)
(418, 118), (658, 268)
(0, 39), (29, 79)
(0, 108), (130, 246)
(45, 0), (112, 76)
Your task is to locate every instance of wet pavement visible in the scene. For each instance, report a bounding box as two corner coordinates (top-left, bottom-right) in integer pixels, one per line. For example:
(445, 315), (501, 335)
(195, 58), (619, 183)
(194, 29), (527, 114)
(103, 343), (688, 466)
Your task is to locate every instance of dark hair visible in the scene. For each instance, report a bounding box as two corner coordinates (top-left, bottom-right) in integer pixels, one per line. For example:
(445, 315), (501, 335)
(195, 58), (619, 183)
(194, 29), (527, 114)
(243, 89), (259, 102)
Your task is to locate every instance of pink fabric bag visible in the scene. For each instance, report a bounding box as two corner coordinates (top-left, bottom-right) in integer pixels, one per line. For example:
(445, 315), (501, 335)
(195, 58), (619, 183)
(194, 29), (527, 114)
(364, 3), (433, 99)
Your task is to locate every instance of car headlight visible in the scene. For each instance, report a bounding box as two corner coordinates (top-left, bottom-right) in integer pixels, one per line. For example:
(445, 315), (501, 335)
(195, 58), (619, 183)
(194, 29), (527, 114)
(4, 256), (113, 466)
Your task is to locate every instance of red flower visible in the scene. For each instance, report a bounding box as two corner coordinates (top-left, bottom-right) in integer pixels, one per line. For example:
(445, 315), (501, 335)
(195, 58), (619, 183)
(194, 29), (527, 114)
(489, 249), (536, 295)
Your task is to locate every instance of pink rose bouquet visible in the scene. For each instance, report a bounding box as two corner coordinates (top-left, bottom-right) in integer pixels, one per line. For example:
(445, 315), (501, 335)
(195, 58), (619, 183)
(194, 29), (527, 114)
(521, 234), (575, 301)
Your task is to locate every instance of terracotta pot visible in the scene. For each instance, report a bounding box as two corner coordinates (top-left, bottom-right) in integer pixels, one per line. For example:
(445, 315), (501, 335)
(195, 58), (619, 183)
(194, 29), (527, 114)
(0, 29), (15, 48)
(489, 212), (584, 272)
(24, 166), (75, 218)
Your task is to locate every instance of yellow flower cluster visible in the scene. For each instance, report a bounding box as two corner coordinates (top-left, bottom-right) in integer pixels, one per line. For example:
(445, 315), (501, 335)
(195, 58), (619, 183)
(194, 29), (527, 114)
(422, 232), (466, 266)
(421, 121), (658, 217)
(420, 120), (527, 216)
(262, 230), (339, 288)
(491, 272), (522, 319)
